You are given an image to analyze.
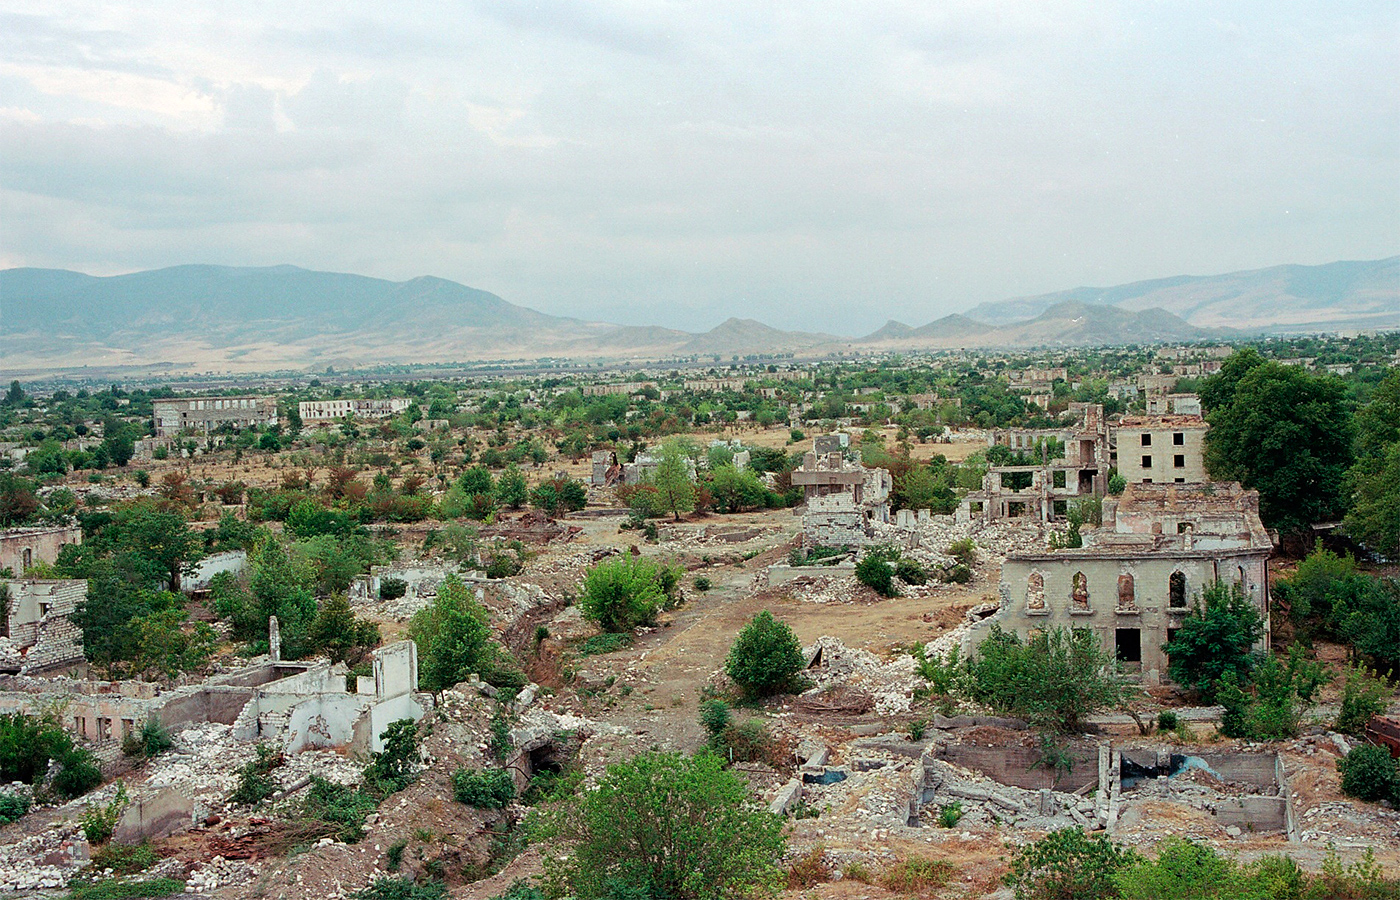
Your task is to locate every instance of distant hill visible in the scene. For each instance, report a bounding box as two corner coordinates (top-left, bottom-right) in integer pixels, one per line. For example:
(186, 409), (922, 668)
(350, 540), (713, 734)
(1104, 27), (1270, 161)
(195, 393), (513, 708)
(965, 258), (1400, 332)
(1, 257), (1394, 375)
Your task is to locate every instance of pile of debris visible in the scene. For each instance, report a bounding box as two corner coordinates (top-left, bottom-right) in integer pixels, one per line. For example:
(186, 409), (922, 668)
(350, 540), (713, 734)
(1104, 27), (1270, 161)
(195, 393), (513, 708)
(800, 638), (923, 716)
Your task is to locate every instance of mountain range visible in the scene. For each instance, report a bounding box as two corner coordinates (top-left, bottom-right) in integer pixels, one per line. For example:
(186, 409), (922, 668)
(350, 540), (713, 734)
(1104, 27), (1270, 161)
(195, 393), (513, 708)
(1, 257), (1395, 374)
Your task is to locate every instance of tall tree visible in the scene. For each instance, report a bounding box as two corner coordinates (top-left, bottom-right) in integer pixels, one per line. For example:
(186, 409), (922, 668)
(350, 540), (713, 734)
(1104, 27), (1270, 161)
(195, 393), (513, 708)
(650, 439), (695, 521)
(1202, 360), (1353, 532)
(1345, 368), (1400, 558)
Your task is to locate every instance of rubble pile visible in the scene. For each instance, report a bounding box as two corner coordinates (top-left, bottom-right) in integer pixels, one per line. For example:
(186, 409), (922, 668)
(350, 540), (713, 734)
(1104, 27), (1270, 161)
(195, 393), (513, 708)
(921, 758), (1098, 832)
(185, 856), (256, 894)
(0, 827), (85, 893)
(800, 638), (923, 716)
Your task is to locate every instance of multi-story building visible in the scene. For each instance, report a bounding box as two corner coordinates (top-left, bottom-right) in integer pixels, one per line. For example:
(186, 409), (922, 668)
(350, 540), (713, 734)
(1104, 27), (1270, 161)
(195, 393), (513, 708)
(299, 398), (412, 423)
(153, 397), (278, 437)
(1114, 415), (1209, 484)
(972, 481), (1273, 685)
(0, 525), (82, 576)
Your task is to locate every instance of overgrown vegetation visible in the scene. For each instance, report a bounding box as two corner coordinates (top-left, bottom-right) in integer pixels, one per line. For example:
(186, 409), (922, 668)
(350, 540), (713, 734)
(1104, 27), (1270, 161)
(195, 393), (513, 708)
(577, 555), (681, 633)
(725, 610), (804, 698)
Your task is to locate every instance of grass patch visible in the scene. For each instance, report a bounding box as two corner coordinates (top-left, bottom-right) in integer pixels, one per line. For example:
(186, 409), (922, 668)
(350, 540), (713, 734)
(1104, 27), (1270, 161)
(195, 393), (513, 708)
(879, 856), (955, 893)
(67, 878), (186, 900)
(89, 843), (159, 876)
(576, 633), (634, 656)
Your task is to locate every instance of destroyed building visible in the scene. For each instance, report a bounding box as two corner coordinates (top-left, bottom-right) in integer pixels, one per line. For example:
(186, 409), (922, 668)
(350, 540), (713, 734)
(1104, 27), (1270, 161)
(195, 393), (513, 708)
(0, 524), (82, 575)
(152, 397), (279, 437)
(958, 403), (1110, 524)
(1114, 414), (1209, 484)
(970, 481), (1273, 685)
(590, 450), (622, 486)
(793, 437), (893, 547)
(298, 398), (412, 423)
(0, 579), (85, 674)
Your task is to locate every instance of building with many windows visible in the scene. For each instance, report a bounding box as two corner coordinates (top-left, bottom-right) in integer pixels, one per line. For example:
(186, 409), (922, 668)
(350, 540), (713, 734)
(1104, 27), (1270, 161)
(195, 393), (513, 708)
(153, 397), (278, 437)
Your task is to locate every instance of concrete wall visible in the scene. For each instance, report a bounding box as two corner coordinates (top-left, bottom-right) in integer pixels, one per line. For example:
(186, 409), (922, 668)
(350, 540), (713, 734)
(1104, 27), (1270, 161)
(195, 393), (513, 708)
(986, 553), (1268, 685)
(939, 743), (1098, 792)
(182, 551), (248, 592)
(113, 788), (195, 844)
(0, 526), (82, 575)
(1116, 425), (1208, 484)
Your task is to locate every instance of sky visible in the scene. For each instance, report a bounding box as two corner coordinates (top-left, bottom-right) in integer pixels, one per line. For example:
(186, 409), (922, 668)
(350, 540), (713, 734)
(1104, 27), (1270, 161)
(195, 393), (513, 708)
(1, 1), (1397, 335)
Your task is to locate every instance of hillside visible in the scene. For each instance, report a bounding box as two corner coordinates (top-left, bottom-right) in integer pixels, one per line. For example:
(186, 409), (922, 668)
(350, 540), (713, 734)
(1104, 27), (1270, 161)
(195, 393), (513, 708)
(964, 257), (1400, 332)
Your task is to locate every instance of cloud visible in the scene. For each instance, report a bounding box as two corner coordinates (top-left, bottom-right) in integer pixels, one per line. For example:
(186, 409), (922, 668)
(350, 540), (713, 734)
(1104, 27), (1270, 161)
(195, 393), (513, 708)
(0, 0), (1395, 335)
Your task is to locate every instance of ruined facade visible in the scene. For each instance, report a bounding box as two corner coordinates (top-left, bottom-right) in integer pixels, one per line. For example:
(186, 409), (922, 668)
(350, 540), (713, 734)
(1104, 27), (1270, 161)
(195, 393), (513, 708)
(153, 397), (278, 437)
(970, 482), (1272, 685)
(590, 450), (622, 486)
(959, 403), (1111, 524)
(298, 398), (411, 423)
(0, 524), (81, 575)
(0, 579), (85, 674)
(1114, 415), (1209, 484)
(794, 437), (893, 547)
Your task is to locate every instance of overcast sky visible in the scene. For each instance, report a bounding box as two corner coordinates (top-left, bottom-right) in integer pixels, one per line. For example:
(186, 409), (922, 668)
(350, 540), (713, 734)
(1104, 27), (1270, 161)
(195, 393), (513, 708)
(1, 2), (1396, 334)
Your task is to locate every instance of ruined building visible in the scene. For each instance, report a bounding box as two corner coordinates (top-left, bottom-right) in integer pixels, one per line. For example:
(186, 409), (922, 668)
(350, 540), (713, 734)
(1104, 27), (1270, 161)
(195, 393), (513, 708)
(152, 397), (279, 437)
(971, 481), (1272, 685)
(298, 398), (411, 423)
(958, 403), (1111, 524)
(793, 437), (893, 547)
(1114, 414), (1209, 484)
(0, 524), (81, 575)
(0, 578), (85, 674)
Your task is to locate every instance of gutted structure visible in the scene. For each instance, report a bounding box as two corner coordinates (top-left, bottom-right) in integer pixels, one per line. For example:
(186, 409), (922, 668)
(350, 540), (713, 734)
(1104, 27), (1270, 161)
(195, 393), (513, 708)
(298, 398), (411, 423)
(152, 397), (278, 437)
(0, 524), (82, 575)
(794, 437), (893, 547)
(970, 482), (1272, 685)
(958, 403), (1111, 524)
(1114, 415), (1209, 484)
(0, 579), (85, 674)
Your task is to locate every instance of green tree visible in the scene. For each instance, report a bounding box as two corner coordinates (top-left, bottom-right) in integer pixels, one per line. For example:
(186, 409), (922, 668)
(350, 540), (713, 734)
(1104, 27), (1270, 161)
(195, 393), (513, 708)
(408, 575), (522, 692)
(649, 440), (695, 521)
(577, 556), (668, 633)
(0, 473), (40, 527)
(725, 611), (804, 698)
(707, 466), (769, 514)
(1201, 359), (1353, 532)
(1113, 837), (1266, 900)
(966, 625), (1129, 733)
(539, 751), (786, 900)
(106, 501), (204, 591)
(1163, 580), (1264, 700)
(1217, 645), (1327, 740)
(1344, 368), (1400, 559)
(1333, 576), (1400, 675)
(495, 465), (528, 510)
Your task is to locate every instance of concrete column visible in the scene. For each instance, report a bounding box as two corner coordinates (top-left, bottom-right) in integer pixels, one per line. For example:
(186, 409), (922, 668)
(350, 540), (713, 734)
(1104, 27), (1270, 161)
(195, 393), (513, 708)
(269, 616), (280, 662)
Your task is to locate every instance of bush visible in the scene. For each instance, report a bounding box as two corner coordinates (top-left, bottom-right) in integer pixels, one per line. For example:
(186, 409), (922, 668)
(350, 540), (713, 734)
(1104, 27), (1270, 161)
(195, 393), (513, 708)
(490, 882), (545, 900)
(894, 558), (927, 585)
(1157, 711), (1179, 732)
(347, 876), (447, 900)
(880, 857), (955, 893)
(855, 551), (897, 597)
(1216, 645), (1327, 741)
(946, 538), (977, 567)
(121, 717), (172, 759)
(537, 750), (786, 900)
(452, 767), (515, 809)
(937, 801), (963, 828)
(967, 625), (1129, 733)
(1005, 827), (1138, 900)
(0, 792), (29, 825)
(0, 711), (102, 800)
(68, 877), (187, 900)
(229, 744), (283, 806)
(1112, 837), (1260, 900)
(1336, 663), (1391, 736)
(699, 699), (732, 738)
(80, 783), (128, 846)
(409, 575), (524, 693)
(89, 842), (159, 876)
(301, 776), (378, 843)
(725, 610), (804, 698)
(1338, 744), (1400, 803)
(577, 632), (634, 656)
(577, 556), (668, 632)
(694, 576), (712, 592)
(363, 719), (420, 794)
(713, 719), (778, 765)
(379, 577), (408, 601)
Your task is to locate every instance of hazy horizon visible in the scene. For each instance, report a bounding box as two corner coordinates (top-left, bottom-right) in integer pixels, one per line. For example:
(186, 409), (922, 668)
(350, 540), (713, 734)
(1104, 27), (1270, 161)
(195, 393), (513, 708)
(2, 2), (1397, 333)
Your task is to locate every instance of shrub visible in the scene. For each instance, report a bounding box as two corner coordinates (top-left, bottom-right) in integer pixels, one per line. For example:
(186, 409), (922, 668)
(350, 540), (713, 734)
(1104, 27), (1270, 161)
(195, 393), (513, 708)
(80, 783), (129, 846)
(537, 750), (786, 900)
(694, 576), (712, 592)
(452, 767), (515, 809)
(121, 717), (172, 759)
(363, 719), (420, 794)
(699, 699), (732, 739)
(386, 839), (407, 872)
(786, 847), (831, 889)
(967, 625), (1128, 733)
(1217, 645), (1327, 741)
(725, 610), (804, 698)
(1157, 711), (1179, 732)
(714, 719), (778, 765)
(577, 556), (668, 632)
(229, 744), (283, 806)
(937, 801), (963, 828)
(938, 563), (972, 584)
(68, 877), (187, 900)
(379, 577), (408, 601)
(1338, 744), (1400, 803)
(1005, 828), (1138, 900)
(577, 632), (634, 656)
(1112, 837), (1259, 900)
(301, 776), (378, 843)
(409, 575), (524, 692)
(490, 882), (545, 900)
(347, 876), (447, 900)
(894, 558), (927, 585)
(855, 551), (897, 597)
(89, 842), (159, 876)
(0, 711), (102, 800)
(946, 538), (977, 567)
(0, 792), (29, 825)
(1336, 663), (1391, 736)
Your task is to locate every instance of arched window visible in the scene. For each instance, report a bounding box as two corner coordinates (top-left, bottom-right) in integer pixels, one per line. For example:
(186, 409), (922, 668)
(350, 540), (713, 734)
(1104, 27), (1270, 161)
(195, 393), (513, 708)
(1237, 566), (1247, 591)
(1026, 572), (1045, 610)
(21, 548), (32, 571)
(1071, 572), (1089, 609)
(1117, 574), (1136, 610)
(1169, 571), (1187, 608)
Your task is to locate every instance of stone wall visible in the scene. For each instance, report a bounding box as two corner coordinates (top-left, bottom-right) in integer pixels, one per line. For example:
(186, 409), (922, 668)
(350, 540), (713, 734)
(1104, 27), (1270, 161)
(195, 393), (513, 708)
(1, 579), (85, 674)
(0, 525), (82, 575)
